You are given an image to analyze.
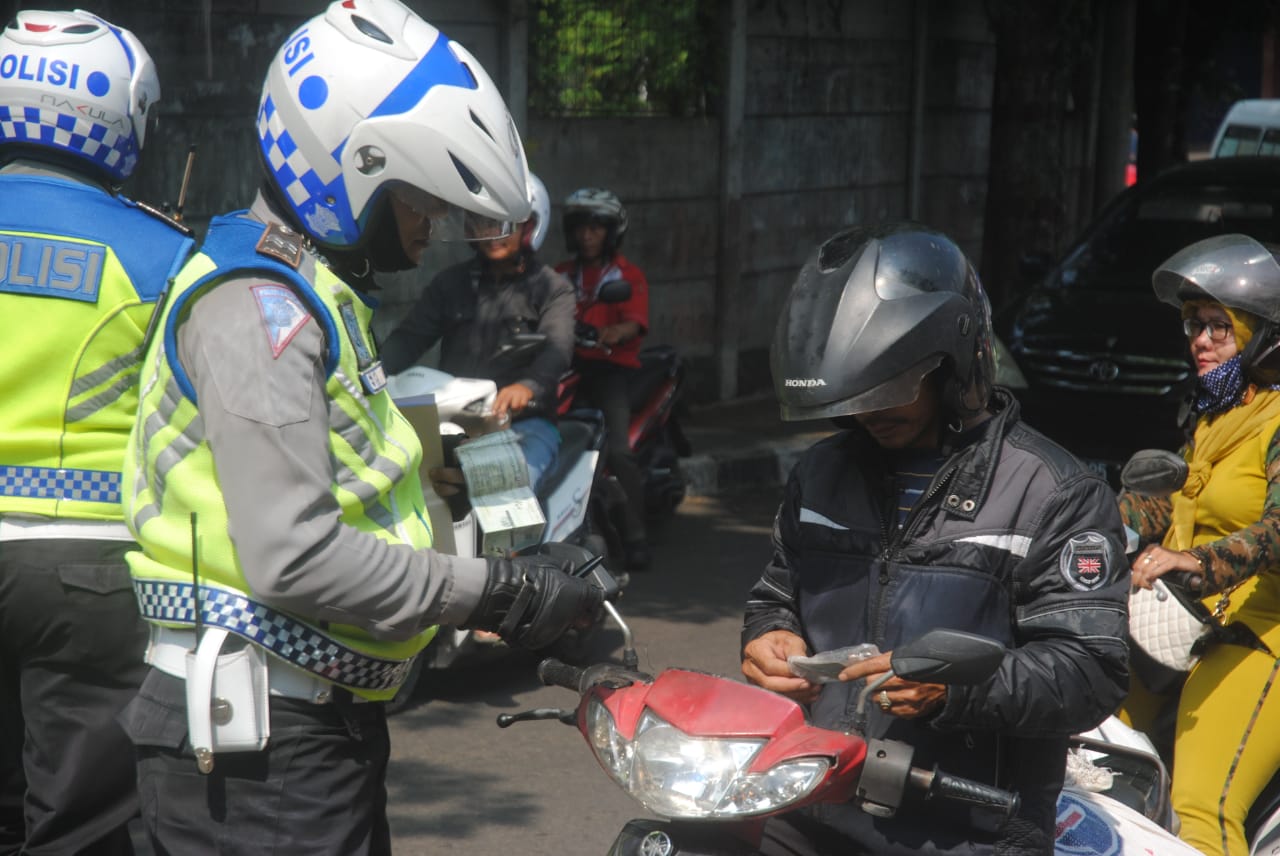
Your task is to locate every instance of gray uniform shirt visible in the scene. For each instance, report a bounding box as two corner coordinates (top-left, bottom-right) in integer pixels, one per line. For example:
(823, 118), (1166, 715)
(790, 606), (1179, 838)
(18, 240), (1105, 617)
(175, 194), (488, 642)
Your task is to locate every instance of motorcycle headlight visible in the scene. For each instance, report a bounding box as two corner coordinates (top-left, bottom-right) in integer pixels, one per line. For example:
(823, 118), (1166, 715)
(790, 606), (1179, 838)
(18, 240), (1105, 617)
(586, 698), (830, 818)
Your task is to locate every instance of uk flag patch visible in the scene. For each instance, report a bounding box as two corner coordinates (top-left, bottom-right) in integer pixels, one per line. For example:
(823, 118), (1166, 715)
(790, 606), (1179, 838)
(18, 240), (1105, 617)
(251, 284), (311, 358)
(1058, 531), (1113, 592)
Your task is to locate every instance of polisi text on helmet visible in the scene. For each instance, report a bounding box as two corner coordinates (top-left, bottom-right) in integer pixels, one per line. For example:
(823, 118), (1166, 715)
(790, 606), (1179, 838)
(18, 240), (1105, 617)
(0, 54), (85, 91)
(283, 28), (316, 77)
(785, 378), (827, 388)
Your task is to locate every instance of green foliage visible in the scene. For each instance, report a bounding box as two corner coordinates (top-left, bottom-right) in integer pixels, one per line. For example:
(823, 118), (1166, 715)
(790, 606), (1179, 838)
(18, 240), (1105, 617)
(529, 0), (718, 117)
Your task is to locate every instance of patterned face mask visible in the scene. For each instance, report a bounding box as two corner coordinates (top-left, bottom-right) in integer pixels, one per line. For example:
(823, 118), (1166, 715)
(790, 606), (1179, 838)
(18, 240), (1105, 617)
(1195, 355), (1246, 416)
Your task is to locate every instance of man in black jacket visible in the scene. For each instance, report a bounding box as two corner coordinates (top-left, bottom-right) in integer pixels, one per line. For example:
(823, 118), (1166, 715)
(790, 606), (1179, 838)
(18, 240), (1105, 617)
(742, 223), (1129, 856)
(381, 184), (574, 490)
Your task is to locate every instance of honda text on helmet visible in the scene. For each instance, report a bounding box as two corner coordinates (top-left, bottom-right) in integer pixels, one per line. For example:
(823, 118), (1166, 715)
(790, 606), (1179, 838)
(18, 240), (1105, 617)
(0, 9), (159, 183)
(257, 0), (531, 252)
(562, 187), (628, 256)
(1153, 232), (1280, 382)
(772, 222), (995, 422)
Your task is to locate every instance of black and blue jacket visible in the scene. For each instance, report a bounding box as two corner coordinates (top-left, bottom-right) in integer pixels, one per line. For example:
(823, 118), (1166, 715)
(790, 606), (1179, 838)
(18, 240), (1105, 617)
(743, 389), (1130, 856)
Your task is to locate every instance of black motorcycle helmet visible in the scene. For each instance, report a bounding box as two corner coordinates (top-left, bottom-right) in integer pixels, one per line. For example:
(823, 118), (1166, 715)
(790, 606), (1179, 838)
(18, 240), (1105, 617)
(771, 222), (995, 422)
(1152, 233), (1280, 383)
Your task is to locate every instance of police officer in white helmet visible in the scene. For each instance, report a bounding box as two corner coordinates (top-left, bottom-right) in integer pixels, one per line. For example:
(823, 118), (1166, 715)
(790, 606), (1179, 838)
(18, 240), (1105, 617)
(116, 3), (601, 852)
(0, 11), (194, 854)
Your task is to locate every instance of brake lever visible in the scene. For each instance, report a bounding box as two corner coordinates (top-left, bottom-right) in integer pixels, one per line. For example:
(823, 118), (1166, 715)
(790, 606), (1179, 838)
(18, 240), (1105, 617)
(496, 708), (577, 728)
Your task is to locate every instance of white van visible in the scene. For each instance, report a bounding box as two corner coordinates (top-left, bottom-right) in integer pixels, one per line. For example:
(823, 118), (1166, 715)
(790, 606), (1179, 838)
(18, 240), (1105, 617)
(1211, 99), (1280, 157)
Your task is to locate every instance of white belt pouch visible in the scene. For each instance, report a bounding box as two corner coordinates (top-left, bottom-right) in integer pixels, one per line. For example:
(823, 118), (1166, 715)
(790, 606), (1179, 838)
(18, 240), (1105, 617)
(185, 627), (270, 772)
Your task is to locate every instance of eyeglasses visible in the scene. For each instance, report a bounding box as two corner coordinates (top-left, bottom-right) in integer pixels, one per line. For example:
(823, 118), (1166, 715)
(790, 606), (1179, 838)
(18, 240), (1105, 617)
(1183, 318), (1234, 342)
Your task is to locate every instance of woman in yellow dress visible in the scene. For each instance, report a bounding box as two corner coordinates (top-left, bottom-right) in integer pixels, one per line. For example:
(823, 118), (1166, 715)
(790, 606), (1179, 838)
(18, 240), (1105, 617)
(1120, 233), (1280, 855)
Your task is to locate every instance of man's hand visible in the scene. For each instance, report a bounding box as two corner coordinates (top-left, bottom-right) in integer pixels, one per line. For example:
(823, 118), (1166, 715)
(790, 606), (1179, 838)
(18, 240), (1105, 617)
(839, 651), (947, 719)
(427, 466), (466, 498)
(599, 321), (641, 347)
(742, 630), (820, 704)
(493, 383), (534, 417)
(465, 555), (603, 650)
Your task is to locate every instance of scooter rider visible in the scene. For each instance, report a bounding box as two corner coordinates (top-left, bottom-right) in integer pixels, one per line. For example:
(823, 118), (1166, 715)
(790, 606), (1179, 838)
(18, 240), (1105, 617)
(0, 12), (194, 854)
(380, 172), (575, 490)
(741, 223), (1130, 855)
(556, 187), (652, 569)
(117, 3), (601, 853)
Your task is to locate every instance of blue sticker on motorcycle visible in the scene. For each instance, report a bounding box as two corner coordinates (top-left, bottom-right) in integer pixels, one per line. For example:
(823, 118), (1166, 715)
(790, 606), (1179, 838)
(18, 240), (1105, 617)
(1055, 791), (1121, 855)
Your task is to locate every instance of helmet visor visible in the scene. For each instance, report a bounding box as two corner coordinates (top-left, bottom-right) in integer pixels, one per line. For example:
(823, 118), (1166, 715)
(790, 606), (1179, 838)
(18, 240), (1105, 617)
(390, 184), (515, 243)
(838, 354), (944, 415)
(1153, 233), (1280, 321)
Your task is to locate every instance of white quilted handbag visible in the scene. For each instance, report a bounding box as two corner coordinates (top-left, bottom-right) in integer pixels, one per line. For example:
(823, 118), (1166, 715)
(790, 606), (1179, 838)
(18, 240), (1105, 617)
(1128, 578), (1214, 672)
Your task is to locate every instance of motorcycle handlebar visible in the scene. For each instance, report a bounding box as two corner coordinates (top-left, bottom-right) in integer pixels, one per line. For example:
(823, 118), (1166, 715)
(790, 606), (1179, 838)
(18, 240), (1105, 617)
(537, 657), (651, 696)
(911, 766), (1020, 821)
(538, 658), (587, 692)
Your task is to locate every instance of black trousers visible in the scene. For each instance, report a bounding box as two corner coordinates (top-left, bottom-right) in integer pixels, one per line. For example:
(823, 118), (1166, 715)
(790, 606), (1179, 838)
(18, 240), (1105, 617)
(575, 361), (647, 541)
(0, 538), (149, 856)
(120, 669), (392, 856)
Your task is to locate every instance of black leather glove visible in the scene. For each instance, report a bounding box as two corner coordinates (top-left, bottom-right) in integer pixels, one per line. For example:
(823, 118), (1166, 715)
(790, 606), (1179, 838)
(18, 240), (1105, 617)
(465, 555), (604, 650)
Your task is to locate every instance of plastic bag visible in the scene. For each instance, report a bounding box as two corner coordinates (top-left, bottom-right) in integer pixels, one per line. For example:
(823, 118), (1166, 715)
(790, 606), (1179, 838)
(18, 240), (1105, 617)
(788, 643), (881, 684)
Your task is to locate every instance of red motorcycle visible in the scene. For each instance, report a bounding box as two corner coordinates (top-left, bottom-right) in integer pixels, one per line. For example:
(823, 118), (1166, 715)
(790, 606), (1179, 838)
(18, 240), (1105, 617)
(557, 278), (691, 556)
(499, 623), (1019, 854)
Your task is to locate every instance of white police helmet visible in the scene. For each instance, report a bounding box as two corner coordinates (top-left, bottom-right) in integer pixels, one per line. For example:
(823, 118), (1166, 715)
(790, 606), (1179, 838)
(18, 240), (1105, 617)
(0, 9), (159, 182)
(525, 172), (550, 252)
(257, 0), (531, 250)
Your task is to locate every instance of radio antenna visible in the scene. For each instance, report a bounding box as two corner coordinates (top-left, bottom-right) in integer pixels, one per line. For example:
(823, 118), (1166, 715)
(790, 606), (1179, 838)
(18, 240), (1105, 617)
(175, 145), (197, 222)
(191, 511), (202, 640)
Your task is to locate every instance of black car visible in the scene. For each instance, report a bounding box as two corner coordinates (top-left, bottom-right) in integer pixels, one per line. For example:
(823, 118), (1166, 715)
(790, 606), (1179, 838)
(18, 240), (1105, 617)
(999, 156), (1280, 481)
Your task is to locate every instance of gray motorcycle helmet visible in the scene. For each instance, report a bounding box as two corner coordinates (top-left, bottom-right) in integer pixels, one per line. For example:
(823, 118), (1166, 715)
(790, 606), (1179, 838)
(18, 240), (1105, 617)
(1152, 233), (1280, 379)
(771, 222), (995, 423)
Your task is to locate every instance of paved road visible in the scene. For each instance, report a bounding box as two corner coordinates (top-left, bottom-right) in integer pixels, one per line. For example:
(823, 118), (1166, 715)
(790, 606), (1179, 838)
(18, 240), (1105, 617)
(385, 489), (780, 855)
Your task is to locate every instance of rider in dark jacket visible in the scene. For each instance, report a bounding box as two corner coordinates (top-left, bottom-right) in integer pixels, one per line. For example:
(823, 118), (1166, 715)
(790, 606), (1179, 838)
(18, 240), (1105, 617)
(741, 223), (1130, 856)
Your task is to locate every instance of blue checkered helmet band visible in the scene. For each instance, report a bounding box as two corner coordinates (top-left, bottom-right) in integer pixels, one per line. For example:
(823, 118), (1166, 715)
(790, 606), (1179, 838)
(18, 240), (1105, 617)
(257, 94), (360, 246)
(134, 580), (415, 692)
(0, 104), (139, 182)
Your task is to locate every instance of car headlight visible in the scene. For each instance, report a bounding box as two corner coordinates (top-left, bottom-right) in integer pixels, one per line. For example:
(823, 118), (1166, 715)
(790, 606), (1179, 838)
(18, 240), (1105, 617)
(586, 698), (830, 818)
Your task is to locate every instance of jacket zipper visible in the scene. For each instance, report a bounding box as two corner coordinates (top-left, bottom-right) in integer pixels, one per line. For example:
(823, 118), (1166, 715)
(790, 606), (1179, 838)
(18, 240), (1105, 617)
(873, 463), (957, 641)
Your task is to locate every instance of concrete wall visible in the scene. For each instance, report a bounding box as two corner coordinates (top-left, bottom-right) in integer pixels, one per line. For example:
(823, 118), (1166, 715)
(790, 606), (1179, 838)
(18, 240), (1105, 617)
(4, 0), (996, 403)
(522, 0), (996, 400)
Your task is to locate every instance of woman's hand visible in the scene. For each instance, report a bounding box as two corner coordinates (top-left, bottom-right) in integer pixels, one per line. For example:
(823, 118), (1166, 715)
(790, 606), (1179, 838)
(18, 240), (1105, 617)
(840, 652), (947, 719)
(1131, 544), (1203, 589)
(742, 630), (820, 704)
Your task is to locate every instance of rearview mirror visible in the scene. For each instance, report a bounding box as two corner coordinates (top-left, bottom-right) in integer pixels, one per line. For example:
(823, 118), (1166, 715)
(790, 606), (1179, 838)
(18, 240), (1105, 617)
(489, 333), (548, 372)
(595, 279), (632, 304)
(890, 629), (1005, 685)
(1119, 449), (1187, 495)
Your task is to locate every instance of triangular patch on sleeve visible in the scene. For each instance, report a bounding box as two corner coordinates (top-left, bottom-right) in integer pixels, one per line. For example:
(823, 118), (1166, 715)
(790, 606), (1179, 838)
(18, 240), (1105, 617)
(250, 284), (312, 358)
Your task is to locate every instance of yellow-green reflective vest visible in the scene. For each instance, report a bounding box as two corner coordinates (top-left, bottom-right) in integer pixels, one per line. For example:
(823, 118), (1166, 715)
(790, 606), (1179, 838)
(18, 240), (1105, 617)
(0, 175), (194, 521)
(125, 213), (435, 701)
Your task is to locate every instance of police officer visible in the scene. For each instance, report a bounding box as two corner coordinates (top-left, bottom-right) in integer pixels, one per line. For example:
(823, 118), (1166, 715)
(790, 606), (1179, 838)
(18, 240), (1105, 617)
(0, 11), (194, 855)
(742, 223), (1130, 855)
(117, 3), (601, 853)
